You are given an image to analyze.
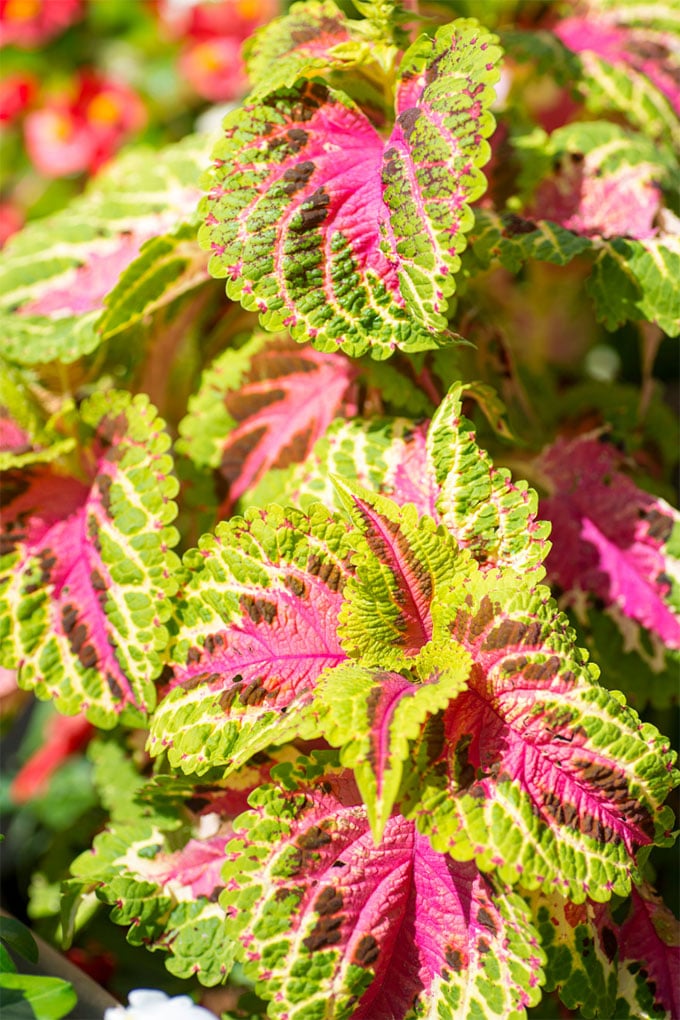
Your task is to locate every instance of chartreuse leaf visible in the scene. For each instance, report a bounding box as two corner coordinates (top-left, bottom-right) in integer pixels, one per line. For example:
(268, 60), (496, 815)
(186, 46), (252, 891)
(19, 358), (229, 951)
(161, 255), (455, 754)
(67, 764), (277, 986)
(528, 882), (680, 1019)
(201, 18), (501, 358)
(97, 220), (211, 342)
(0, 974), (77, 1020)
(314, 642), (471, 841)
(0, 134), (209, 366)
(334, 480), (475, 667)
(221, 754), (544, 1019)
(244, 1), (370, 100)
(148, 503), (352, 775)
(427, 384), (550, 577)
(0, 391), (180, 727)
(177, 330), (356, 512)
(400, 571), (678, 902)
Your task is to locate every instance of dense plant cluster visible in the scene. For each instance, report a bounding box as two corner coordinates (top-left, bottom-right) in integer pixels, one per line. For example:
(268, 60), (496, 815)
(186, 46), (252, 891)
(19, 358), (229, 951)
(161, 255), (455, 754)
(1, 1), (679, 1017)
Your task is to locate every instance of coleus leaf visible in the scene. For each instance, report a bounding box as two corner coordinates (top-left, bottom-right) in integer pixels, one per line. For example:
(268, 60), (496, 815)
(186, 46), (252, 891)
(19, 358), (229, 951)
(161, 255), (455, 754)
(334, 481), (474, 667)
(0, 391), (180, 727)
(530, 882), (680, 1019)
(200, 19), (501, 358)
(272, 417), (432, 514)
(426, 384), (550, 577)
(314, 649), (471, 841)
(0, 135), (209, 366)
(243, 0), (368, 100)
(275, 384), (550, 579)
(554, 3), (680, 145)
(68, 763), (274, 986)
(96, 221), (212, 343)
(467, 210), (680, 337)
(526, 122), (673, 241)
(221, 754), (545, 1019)
(536, 434), (680, 652)
(400, 569), (677, 901)
(177, 330), (357, 512)
(148, 503), (353, 775)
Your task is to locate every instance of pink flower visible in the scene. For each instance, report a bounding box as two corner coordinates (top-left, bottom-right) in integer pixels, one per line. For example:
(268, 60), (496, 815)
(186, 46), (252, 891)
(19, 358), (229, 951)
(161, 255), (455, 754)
(0, 0), (82, 48)
(0, 71), (36, 124)
(24, 72), (146, 177)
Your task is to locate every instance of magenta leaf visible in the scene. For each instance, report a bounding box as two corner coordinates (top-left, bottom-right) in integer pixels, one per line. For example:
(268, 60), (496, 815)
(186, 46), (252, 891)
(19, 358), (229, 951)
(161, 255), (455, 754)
(222, 754), (544, 1019)
(201, 19), (501, 357)
(0, 392), (180, 727)
(178, 331), (357, 513)
(148, 503), (353, 774)
(401, 570), (677, 901)
(555, 7), (680, 143)
(537, 434), (680, 650)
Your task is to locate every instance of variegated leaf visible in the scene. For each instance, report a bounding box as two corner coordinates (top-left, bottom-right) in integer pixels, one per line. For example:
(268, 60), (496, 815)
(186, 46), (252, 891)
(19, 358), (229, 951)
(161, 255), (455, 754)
(427, 385), (550, 577)
(537, 435), (680, 652)
(335, 483), (474, 667)
(177, 330), (357, 512)
(554, 5), (680, 145)
(221, 755), (545, 1019)
(314, 649), (471, 841)
(67, 761), (274, 986)
(0, 135), (209, 366)
(530, 882), (680, 1019)
(0, 392), (180, 727)
(201, 19), (501, 358)
(148, 503), (353, 775)
(402, 573), (677, 901)
(244, 0), (367, 100)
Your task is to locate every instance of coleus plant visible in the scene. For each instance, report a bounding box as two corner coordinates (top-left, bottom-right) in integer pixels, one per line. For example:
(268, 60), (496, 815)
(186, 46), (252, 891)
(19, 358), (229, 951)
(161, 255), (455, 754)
(1, 1), (679, 1018)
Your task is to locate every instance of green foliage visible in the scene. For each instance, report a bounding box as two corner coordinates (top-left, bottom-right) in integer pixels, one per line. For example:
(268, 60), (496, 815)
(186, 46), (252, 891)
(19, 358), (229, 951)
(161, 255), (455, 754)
(0, 1), (678, 1017)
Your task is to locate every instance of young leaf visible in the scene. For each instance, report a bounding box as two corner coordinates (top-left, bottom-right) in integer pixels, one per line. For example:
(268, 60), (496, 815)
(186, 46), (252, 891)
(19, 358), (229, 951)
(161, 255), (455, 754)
(314, 648), (471, 841)
(537, 435), (680, 652)
(0, 392), (180, 727)
(148, 503), (352, 774)
(201, 19), (501, 358)
(178, 331), (357, 512)
(222, 756), (544, 1019)
(335, 482), (475, 666)
(244, 1), (364, 99)
(401, 574), (678, 901)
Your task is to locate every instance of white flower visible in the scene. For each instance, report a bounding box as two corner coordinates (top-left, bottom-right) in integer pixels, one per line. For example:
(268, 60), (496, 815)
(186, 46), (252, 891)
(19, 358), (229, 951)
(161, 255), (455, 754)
(104, 989), (216, 1019)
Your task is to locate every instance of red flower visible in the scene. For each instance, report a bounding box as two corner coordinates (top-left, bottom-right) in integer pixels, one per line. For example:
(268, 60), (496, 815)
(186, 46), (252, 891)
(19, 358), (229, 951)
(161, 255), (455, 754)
(24, 71), (146, 177)
(157, 0), (280, 101)
(0, 0), (82, 48)
(0, 71), (36, 125)
(180, 35), (250, 102)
